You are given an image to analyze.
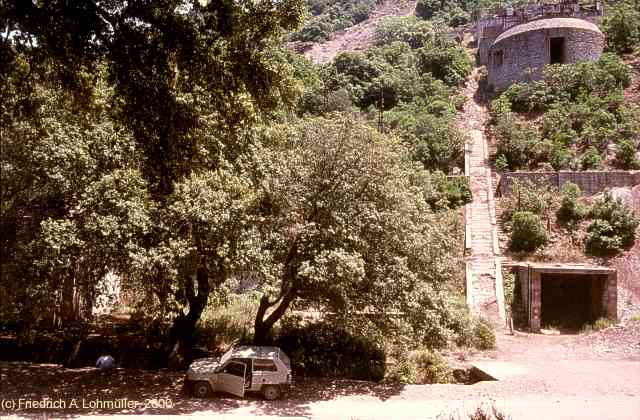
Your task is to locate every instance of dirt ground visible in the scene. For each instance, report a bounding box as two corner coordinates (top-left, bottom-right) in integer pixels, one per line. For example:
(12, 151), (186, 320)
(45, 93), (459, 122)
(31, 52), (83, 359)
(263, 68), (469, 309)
(1, 321), (639, 419)
(302, 0), (416, 64)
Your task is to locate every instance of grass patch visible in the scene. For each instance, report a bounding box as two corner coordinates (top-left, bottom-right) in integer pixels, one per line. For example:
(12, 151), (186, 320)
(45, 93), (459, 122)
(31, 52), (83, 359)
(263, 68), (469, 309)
(580, 317), (615, 334)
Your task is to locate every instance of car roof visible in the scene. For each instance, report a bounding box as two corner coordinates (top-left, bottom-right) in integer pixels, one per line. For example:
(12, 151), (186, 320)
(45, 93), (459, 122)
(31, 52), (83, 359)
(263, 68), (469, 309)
(230, 346), (281, 359)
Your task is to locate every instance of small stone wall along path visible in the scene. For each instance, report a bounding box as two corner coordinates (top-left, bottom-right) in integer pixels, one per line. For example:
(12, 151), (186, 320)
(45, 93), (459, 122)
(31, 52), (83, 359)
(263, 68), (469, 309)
(461, 69), (505, 324)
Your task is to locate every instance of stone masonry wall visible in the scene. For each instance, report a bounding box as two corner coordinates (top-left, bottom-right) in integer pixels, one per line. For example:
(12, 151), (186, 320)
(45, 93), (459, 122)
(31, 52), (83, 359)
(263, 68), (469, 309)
(487, 22), (604, 91)
(499, 171), (640, 196)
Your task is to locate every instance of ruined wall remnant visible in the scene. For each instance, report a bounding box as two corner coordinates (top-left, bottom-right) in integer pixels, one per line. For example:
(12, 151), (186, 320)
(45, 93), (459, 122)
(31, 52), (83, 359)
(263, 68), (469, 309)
(498, 171), (640, 196)
(487, 18), (604, 91)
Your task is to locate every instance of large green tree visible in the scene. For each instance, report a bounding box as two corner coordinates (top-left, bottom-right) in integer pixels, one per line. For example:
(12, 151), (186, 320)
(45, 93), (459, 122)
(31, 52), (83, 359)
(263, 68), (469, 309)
(247, 117), (462, 345)
(1, 0), (304, 366)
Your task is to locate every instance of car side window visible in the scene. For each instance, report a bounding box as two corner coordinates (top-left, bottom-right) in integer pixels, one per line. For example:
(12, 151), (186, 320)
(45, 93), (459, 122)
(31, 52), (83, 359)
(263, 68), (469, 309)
(253, 358), (278, 372)
(222, 361), (245, 377)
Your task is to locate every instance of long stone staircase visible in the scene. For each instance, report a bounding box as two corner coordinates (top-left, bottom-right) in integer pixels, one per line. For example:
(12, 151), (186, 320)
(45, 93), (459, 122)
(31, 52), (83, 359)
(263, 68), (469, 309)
(462, 71), (505, 325)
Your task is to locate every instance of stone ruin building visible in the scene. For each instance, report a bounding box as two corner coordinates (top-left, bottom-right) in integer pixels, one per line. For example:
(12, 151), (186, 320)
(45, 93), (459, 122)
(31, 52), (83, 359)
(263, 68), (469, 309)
(475, 0), (605, 92)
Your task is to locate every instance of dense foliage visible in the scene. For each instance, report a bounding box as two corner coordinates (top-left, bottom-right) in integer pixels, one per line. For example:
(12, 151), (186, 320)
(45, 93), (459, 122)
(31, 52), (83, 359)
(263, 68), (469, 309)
(1, 0), (304, 366)
(602, 1), (640, 54)
(491, 54), (639, 171)
(509, 211), (549, 252)
(2, 0), (482, 373)
(295, 22), (470, 172)
(556, 182), (588, 230)
(585, 192), (639, 255)
(247, 116), (465, 345)
(415, 0), (473, 27)
(276, 319), (386, 380)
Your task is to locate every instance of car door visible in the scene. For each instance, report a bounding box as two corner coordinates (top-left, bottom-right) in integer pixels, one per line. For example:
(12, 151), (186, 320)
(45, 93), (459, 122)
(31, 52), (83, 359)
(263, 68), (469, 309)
(217, 361), (246, 397)
(252, 358), (280, 391)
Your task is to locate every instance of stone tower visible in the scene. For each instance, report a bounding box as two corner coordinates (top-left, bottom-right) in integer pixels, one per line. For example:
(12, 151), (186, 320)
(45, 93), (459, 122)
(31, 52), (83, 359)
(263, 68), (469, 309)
(474, 1), (605, 92)
(487, 17), (604, 91)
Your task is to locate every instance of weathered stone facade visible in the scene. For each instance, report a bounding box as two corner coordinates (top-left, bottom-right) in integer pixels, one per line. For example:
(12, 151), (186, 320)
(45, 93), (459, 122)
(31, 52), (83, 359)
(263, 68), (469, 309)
(487, 18), (604, 92)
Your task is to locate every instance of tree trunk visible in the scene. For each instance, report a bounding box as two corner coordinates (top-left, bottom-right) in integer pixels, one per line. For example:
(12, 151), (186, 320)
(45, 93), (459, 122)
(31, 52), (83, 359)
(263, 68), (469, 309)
(253, 290), (296, 345)
(166, 264), (210, 369)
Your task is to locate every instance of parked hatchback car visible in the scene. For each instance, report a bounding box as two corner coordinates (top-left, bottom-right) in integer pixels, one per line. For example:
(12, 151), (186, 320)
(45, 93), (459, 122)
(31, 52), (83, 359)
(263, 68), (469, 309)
(185, 345), (292, 400)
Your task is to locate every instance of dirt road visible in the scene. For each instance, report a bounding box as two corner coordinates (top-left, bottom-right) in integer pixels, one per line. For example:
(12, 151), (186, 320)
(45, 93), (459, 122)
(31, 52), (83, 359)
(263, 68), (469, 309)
(304, 0), (416, 64)
(2, 321), (639, 419)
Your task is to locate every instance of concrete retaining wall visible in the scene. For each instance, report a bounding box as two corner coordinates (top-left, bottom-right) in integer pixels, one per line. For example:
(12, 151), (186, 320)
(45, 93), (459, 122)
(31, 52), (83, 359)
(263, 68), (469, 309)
(499, 171), (640, 196)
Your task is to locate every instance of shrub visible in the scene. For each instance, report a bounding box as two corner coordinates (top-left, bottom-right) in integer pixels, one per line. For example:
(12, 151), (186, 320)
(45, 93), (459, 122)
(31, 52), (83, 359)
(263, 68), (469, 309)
(275, 320), (386, 380)
(580, 317), (615, 334)
(543, 54), (631, 98)
(503, 273), (515, 311)
(291, 0), (379, 42)
(501, 80), (558, 112)
(408, 349), (454, 383)
(549, 143), (576, 170)
(581, 146), (603, 170)
(502, 273), (525, 328)
(388, 104), (464, 171)
(502, 180), (555, 222)
(556, 182), (587, 229)
(495, 154), (509, 173)
(417, 42), (472, 86)
(194, 293), (258, 349)
(386, 349), (418, 383)
(586, 192), (639, 255)
(602, 1), (640, 54)
(509, 211), (548, 252)
(387, 348), (453, 384)
(454, 314), (496, 350)
(493, 113), (541, 170)
(615, 138), (640, 169)
(375, 16), (434, 49)
(422, 171), (472, 210)
(297, 88), (354, 115)
(489, 95), (512, 124)
(472, 318), (496, 350)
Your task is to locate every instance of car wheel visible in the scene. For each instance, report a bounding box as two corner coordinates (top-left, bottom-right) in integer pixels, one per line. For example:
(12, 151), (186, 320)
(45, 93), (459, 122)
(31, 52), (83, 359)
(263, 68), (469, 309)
(262, 385), (281, 400)
(193, 381), (212, 398)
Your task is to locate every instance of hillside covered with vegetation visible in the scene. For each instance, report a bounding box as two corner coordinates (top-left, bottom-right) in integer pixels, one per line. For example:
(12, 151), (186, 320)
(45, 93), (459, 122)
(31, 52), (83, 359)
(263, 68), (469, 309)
(491, 1), (640, 265)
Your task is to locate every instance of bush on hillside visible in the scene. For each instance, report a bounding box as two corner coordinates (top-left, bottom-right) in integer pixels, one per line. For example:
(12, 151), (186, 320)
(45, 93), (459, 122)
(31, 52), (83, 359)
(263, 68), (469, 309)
(509, 211), (548, 252)
(556, 182), (588, 229)
(498, 54), (631, 114)
(421, 171), (472, 210)
(375, 16), (434, 48)
(585, 192), (639, 255)
(417, 42), (472, 86)
(581, 146), (604, 170)
(501, 180), (556, 222)
(602, 1), (640, 54)
(415, 0), (471, 27)
(291, 0), (380, 42)
(386, 101), (464, 171)
(492, 113), (541, 170)
(615, 138), (640, 169)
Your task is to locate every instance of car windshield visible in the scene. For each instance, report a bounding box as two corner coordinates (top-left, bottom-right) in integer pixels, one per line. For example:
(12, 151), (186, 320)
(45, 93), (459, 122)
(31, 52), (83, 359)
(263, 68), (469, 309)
(278, 349), (291, 369)
(218, 347), (234, 366)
